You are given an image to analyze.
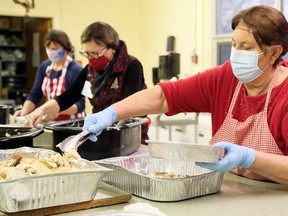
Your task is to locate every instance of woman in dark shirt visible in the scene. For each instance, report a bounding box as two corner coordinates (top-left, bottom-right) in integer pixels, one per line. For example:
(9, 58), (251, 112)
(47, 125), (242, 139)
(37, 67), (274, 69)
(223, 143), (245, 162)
(26, 21), (148, 143)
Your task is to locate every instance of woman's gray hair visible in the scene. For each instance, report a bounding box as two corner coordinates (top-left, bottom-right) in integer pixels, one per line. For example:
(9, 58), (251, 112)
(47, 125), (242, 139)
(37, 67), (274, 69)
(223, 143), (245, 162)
(81, 21), (119, 49)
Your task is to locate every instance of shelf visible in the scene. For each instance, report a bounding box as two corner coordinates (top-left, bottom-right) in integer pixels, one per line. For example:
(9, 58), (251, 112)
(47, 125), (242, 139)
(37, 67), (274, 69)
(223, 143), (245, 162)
(0, 60), (26, 63)
(0, 45), (25, 48)
(2, 74), (26, 78)
(0, 29), (24, 33)
(2, 87), (25, 90)
(0, 16), (31, 102)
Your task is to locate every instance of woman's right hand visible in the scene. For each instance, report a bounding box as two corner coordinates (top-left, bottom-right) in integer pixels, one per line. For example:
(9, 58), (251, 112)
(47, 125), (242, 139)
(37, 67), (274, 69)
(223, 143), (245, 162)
(24, 108), (57, 127)
(13, 101), (35, 119)
(12, 109), (26, 125)
(13, 109), (24, 117)
(24, 99), (60, 127)
(24, 108), (44, 127)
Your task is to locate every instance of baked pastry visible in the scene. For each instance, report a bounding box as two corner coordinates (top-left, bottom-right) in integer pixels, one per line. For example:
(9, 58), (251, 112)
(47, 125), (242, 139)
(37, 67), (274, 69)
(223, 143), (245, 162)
(0, 151), (83, 180)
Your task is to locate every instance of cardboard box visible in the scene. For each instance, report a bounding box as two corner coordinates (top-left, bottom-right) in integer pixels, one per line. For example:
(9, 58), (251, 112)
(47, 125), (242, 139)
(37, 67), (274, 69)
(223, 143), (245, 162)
(0, 88), (8, 99)
(10, 17), (22, 29)
(0, 18), (10, 29)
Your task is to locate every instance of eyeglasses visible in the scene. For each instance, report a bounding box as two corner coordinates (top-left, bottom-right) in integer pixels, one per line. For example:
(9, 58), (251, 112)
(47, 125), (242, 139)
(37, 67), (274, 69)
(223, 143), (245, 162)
(79, 47), (107, 59)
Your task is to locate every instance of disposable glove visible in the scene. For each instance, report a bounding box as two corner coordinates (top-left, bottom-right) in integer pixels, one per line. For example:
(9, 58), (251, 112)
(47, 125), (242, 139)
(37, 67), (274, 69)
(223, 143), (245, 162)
(195, 142), (256, 172)
(82, 107), (117, 142)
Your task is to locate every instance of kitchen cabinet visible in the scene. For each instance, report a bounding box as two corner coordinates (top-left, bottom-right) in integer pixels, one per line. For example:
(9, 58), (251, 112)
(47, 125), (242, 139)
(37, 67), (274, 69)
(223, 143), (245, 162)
(0, 16), (26, 103)
(148, 112), (212, 144)
(196, 112), (212, 144)
(0, 16), (52, 105)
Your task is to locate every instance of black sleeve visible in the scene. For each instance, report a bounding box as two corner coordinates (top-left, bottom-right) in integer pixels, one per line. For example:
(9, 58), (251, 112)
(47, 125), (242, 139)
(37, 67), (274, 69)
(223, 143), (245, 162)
(124, 59), (144, 98)
(55, 65), (88, 111)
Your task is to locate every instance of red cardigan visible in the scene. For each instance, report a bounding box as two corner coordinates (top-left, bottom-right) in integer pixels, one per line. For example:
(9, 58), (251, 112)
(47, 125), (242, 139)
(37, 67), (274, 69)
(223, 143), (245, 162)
(159, 61), (288, 155)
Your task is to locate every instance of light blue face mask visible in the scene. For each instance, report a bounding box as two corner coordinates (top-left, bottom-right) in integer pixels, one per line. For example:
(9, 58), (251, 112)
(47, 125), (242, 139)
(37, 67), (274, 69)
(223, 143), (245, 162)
(230, 46), (269, 83)
(46, 48), (65, 63)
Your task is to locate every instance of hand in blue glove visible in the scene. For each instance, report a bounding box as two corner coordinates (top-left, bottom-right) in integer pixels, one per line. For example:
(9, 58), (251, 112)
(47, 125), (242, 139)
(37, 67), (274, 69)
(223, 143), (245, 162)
(195, 142), (256, 172)
(82, 107), (117, 142)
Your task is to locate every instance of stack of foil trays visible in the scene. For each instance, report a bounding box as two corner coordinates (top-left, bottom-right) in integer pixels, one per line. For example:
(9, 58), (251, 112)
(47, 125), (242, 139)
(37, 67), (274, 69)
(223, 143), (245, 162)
(97, 152), (224, 201)
(0, 147), (112, 213)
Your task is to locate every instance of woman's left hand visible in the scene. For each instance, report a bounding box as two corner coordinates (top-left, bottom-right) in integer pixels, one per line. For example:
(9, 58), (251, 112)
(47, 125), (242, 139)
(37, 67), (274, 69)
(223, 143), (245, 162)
(196, 142), (256, 172)
(24, 108), (57, 127)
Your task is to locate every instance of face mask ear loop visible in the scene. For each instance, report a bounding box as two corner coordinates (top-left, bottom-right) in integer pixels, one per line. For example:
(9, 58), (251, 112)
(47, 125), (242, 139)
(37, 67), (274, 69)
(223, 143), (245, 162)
(259, 46), (272, 72)
(258, 45), (273, 56)
(261, 63), (270, 72)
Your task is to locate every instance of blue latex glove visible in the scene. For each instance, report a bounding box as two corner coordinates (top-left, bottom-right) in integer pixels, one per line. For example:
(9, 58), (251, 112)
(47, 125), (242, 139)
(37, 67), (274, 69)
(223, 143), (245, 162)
(82, 107), (117, 142)
(195, 142), (256, 172)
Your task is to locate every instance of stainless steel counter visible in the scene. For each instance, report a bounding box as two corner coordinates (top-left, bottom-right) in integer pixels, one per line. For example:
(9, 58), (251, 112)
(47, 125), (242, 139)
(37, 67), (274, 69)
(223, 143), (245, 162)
(55, 145), (288, 216)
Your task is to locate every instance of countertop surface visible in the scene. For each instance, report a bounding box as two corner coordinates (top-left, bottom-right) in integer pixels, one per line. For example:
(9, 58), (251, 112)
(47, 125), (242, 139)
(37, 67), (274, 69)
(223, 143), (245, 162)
(54, 145), (288, 216)
(52, 172), (288, 216)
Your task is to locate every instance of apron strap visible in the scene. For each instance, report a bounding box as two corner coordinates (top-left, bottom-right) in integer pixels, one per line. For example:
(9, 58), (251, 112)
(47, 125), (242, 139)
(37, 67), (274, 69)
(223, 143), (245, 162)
(42, 55), (72, 98)
(228, 65), (281, 115)
(263, 66), (281, 113)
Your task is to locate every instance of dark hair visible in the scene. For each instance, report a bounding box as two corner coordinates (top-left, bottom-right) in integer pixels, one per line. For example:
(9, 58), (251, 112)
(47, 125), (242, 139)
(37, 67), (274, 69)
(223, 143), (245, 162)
(44, 29), (73, 52)
(81, 21), (119, 49)
(231, 5), (288, 65)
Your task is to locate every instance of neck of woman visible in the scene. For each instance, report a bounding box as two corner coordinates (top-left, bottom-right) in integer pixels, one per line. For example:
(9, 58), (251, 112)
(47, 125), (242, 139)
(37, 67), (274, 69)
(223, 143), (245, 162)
(245, 82), (270, 96)
(244, 65), (283, 96)
(53, 53), (68, 71)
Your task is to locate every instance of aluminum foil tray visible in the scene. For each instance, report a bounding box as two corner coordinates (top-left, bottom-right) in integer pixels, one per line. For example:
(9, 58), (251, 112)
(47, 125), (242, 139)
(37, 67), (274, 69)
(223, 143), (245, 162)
(97, 154), (224, 201)
(0, 147), (112, 213)
(146, 140), (222, 162)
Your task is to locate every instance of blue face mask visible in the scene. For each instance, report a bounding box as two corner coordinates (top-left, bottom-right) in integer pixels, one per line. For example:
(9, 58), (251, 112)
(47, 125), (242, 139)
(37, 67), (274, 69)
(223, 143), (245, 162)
(230, 47), (269, 83)
(46, 48), (65, 62)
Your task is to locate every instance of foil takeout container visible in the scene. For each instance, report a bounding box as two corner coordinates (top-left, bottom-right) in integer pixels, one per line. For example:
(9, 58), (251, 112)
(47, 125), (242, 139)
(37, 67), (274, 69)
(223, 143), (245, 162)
(97, 154), (224, 201)
(146, 140), (222, 162)
(0, 147), (112, 213)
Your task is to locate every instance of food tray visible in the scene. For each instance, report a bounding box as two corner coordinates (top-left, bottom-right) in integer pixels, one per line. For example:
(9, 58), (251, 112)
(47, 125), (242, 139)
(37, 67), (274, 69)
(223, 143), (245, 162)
(0, 126), (44, 149)
(0, 147), (112, 213)
(146, 140), (222, 162)
(97, 154), (224, 201)
(44, 118), (147, 160)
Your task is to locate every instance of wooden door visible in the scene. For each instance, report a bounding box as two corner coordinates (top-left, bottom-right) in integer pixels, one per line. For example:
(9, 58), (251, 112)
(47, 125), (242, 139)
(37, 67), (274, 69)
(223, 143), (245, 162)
(24, 18), (52, 104)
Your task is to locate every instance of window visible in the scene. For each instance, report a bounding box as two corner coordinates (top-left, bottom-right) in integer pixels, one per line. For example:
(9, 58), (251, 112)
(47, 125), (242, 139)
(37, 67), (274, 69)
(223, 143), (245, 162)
(217, 42), (232, 65)
(282, 1), (288, 17)
(214, 0), (288, 65)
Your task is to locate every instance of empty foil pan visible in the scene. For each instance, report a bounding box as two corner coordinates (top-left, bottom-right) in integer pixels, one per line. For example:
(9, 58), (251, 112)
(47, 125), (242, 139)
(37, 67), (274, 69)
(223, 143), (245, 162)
(146, 140), (222, 162)
(97, 154), (224, 201)
(0, 147), (112, 213)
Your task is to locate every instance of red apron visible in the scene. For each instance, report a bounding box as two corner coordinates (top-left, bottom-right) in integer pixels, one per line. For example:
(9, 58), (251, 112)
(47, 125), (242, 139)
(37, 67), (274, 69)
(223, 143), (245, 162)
(210, 66), (283, 180)
(41, 56), (85, 120)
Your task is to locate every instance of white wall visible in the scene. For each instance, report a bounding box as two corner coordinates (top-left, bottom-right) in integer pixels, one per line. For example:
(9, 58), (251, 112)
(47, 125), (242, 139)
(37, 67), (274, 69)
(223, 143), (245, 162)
(0, 0), (214, 113)
(138, 0), (213, 81)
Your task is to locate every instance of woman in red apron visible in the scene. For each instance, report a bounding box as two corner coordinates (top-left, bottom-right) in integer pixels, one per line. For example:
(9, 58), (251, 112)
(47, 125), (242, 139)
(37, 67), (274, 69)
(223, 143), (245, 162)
(80, 6), (288, 185)
(41, 51), (85, 121)
(14, 29), (85, 121)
